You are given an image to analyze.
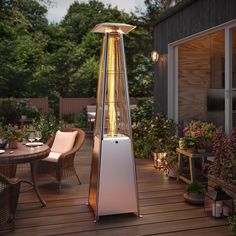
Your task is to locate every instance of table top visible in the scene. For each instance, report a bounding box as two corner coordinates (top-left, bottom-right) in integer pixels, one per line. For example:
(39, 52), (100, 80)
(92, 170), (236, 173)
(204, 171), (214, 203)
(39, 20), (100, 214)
(176, 148), (205, 158)
(0, 143), (50, 164)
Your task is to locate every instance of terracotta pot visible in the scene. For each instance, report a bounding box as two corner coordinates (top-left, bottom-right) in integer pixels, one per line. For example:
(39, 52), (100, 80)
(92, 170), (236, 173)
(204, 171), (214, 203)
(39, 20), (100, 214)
(8, 139), (19, 149)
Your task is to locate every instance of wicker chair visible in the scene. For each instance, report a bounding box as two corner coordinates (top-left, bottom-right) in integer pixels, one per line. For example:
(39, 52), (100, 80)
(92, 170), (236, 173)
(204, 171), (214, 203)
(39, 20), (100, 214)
(0, 174), (30, 233)
(37, 128), (85, 192)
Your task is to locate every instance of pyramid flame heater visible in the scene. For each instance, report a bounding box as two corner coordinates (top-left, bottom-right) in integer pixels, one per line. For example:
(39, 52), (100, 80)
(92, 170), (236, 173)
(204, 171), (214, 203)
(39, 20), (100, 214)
(88, 23), (139, 221)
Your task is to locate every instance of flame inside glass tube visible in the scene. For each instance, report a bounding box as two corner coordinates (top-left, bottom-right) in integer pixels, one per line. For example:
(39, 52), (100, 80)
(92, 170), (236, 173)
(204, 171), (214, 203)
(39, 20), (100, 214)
(107, 34), (117, 136)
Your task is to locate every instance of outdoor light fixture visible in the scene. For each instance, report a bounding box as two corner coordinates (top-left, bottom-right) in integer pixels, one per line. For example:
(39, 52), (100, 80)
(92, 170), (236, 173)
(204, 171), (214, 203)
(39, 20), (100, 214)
(204, 186), (233, 218)
(88, 23), (139, 221)
(151, 50), (159, 62)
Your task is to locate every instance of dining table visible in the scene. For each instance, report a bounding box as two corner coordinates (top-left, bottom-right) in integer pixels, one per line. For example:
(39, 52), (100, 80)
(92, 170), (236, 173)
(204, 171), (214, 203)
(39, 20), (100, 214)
(0, 143), (50, 207)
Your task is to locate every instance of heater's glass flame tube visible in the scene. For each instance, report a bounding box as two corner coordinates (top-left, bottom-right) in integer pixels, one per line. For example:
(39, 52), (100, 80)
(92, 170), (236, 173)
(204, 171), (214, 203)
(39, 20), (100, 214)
(107, 33), (117, 136)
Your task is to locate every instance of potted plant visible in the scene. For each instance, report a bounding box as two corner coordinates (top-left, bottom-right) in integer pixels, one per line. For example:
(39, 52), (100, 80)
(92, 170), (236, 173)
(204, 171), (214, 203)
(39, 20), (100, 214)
(3, 124), (22, 149)
(162, 135), (179, 178)
(182, 136), (198, 153)
(183, 182), (206, 205)
(182, 120), (218, 152)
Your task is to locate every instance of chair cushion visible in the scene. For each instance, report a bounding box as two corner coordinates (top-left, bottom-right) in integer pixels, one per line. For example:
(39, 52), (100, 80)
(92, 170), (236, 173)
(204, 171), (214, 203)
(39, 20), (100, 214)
(43, 152), (62, 162)
(51, 130), (78, 153)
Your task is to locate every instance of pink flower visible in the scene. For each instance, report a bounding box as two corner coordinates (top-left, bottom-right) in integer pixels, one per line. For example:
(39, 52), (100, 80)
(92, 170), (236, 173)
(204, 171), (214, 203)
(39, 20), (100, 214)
(193, 131), (202, 137)
(183, 127), (190, 136)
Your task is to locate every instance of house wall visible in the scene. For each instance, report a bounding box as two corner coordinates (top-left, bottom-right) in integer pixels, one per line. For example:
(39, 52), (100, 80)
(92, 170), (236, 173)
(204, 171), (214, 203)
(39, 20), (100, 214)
(154, 0), (236, 115)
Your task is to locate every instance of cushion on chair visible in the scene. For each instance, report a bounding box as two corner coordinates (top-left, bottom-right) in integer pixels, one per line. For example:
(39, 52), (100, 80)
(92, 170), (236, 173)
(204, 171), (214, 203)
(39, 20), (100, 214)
(51, 130), (78, 153)
(43, 152), (62, 162)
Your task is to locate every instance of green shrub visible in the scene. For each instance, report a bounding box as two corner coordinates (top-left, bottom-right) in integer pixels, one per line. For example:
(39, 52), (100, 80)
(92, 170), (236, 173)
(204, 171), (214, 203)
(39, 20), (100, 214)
(186, 182), (206, 194)
(0, 98), (20, 125)
(0, 98), (40, 125)
(229, 215), (236, 235)
(62, 113), (76, 123)
(32, 114), (66, 143)
(131, 98), (178, 159)
(74, 108), (88, 128)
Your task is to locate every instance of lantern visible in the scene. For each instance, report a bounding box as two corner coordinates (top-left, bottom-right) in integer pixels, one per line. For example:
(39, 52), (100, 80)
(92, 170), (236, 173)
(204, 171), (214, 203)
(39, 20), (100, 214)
(152, 147), (166, 169)
(204, 186), (233, 218)
(88, 23), (139, 221)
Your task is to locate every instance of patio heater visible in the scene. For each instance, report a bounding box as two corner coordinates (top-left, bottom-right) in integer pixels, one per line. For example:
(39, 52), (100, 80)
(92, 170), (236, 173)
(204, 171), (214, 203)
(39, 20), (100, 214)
(88, 23), (139, 221)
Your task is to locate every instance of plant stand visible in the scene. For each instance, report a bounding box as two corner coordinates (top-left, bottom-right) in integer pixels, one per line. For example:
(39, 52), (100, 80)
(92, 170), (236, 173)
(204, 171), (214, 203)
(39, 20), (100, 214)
(176, 148), (207, 184)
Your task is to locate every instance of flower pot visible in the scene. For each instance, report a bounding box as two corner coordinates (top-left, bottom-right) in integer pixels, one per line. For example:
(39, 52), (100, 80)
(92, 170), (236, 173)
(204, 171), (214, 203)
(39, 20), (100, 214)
(8, 139), (19, 149)
(183, 192), (204, 205)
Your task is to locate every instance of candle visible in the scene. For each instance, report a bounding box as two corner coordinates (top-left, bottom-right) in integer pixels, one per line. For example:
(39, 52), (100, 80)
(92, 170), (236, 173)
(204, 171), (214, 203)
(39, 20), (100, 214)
(212, 202), (223, 217)
(223, 206), (229, 216)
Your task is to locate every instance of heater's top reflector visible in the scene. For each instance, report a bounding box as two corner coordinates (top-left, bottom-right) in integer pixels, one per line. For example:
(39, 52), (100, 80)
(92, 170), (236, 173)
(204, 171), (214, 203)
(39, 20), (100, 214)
(91, 23), (136, 34)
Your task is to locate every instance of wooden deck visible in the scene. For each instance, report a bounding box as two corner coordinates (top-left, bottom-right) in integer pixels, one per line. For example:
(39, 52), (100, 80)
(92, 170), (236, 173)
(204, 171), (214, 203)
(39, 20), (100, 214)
(7, 138), (233, 236)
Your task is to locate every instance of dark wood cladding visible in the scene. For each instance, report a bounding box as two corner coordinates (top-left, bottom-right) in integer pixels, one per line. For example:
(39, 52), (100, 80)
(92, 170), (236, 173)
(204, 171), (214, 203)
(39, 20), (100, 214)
(154, 0), (236, 115)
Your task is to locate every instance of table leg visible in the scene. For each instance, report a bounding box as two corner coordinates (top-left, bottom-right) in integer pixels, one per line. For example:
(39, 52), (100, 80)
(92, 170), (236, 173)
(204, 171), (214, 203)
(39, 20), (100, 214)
(30, 161), (46, 207)
(189, 158), (195, 183)
(177, 153), (183, 181)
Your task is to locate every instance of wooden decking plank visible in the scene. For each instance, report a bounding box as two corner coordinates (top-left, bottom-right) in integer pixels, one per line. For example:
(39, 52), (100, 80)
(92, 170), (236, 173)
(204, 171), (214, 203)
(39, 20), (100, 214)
(3, 138), (232, 236)
(150, 225), (233, 236)
(10, 208), (211, 235)
(52, 217), (229, 236)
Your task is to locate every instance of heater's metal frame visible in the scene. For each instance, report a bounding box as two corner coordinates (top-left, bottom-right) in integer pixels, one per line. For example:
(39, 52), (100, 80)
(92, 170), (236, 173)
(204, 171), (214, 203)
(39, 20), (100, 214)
(88, 23), (139, 221)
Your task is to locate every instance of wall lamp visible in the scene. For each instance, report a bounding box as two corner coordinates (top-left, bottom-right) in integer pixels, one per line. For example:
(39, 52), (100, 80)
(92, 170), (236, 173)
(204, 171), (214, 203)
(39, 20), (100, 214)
(151, 50), (159, 63)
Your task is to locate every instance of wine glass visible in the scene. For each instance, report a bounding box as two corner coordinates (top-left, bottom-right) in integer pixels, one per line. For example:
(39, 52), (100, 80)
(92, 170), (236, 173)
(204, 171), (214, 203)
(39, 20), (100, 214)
(28, 132), (35, 148)
(35, 131), (42, 142)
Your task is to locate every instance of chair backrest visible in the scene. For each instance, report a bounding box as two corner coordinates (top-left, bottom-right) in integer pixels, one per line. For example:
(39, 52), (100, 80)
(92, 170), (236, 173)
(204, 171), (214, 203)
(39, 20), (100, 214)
(47, 128), (86, 154)
(86, 105), (96, 113)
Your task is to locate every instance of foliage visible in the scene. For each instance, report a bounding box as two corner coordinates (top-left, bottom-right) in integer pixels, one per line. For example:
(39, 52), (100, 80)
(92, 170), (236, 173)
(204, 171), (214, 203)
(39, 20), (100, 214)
(0, 0), (155, 110)
(0, 98), (39, 125)
(140, 0), (183, 23)
(228, 215), (236, 235)
(32, 114), (66, 142)
(208, 129), (236, 184)
(182, 120), (218, 149)
(132, 99), (178, 159)
(3, 124), (22, 141)
(0, 98), (20, 125)
(182, 136), (199, 150)
(74, 109), (88, 128)
(186, 182), (206, 195)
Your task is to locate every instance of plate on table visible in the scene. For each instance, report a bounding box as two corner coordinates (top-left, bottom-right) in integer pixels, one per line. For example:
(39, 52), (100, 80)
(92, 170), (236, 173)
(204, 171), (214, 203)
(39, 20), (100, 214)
(0, 150), (5, 154)
(25, 142), (43, 147)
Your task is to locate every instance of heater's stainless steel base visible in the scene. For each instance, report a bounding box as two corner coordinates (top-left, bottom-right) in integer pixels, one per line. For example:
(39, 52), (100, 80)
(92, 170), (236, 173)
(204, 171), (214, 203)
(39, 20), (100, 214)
(96, 135), (138, 216)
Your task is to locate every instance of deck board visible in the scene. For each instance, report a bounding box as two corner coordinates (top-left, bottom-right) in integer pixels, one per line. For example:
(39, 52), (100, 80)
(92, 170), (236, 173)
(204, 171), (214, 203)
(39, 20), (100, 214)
(5, 138), (233, 236)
